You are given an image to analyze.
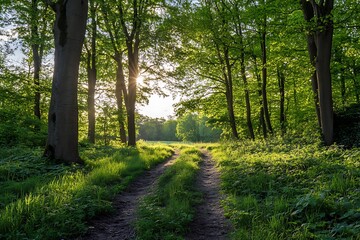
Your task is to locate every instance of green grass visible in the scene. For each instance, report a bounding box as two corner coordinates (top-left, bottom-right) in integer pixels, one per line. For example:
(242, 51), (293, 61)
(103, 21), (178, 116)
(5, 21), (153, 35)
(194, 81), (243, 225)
(0, 142), (173, 239)
(211, 138), (360, 239)
(135, 145), (202, 240)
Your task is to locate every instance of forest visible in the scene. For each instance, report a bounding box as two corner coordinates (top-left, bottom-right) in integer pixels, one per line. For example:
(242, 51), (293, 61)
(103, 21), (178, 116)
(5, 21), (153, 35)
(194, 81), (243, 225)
(0, 0), (360, 239)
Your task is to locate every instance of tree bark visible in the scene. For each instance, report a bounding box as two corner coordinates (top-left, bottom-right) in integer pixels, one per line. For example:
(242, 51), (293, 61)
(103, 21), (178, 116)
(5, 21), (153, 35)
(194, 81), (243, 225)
(31, 0), (42, 120)
(44, 0), (88, 164)
(301, 0), (334, 145)
(277, 66), (286, 135)
(254, 55), (267, 138)
(301, 1), (321, 128)
(114, 52), (127, 144)
(223, 46), (239, 139)
(87, 0), (97, 144)
(118, 1), (143, 147)
(126, 48), (138, 146)
(260, 22), (273, 134)
(353, 64), (360, 103)
(316, 23), (334, 145)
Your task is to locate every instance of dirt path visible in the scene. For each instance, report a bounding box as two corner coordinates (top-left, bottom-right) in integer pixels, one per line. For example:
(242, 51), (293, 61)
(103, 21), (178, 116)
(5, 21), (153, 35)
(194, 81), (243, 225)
(185, 150), (231, 240)
(76, 151), (179, 240)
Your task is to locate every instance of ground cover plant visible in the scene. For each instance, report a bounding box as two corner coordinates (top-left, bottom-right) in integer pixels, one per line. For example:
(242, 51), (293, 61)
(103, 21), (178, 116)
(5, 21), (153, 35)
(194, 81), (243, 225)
(136, 145), (202, 240)
(0, 142), (173, 239)
(211, 138), (360, 239)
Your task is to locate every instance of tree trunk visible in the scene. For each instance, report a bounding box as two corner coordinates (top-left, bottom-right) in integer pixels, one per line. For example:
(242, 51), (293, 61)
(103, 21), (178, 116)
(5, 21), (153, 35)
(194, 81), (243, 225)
(301, 0), (334, 145)
(253, 55), (267, 138)
(31, 0), (41, 120)
(224, 47), (239, 139)
(126, 52), (138, 147)
(44, 0), (88, 164)
(260, 26), (273, 134)
(316, 25), (334, 145)
(87, 0), (97, 144)
(238, 24), (254, 140)
(277, 66), (286, 135)
(353, 65), (360, 103)
(340, 67), (346, 107)
(311, 71), (322, 128)
(115, 53), (127, 144)
(301, 0), (322, 129)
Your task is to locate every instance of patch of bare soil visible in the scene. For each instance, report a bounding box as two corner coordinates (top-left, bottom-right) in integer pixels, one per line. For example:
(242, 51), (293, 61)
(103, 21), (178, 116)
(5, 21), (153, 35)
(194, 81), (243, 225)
(75, 151), (179, 240)
(185, 150), (232, 240)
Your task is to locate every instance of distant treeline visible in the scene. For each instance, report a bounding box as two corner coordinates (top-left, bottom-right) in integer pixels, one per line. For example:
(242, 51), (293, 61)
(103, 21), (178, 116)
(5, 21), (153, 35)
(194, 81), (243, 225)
(138, 113), (222, 142)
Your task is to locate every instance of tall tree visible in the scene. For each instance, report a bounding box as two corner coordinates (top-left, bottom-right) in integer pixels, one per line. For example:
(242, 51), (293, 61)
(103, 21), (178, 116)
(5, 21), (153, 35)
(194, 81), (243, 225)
(85, 0), (97, 144)
(98, 0), (127, 144)
(44, 0), (88, 163)
(301, 0), (334, 145)
(30, 0), (46, 119)
(99, 0), (155, 146)
(118, 0), (142, 146)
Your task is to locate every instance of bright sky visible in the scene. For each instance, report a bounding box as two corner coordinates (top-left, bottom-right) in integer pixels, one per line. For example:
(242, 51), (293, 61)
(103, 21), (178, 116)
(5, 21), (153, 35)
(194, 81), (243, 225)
(138, 94), (177, 119)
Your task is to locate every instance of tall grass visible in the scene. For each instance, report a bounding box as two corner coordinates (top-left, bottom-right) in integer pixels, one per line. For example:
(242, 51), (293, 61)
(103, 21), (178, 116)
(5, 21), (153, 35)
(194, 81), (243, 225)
(0, 142), (173, 239)
(136, 146), (202, 240)
(212, 138), (360, 239)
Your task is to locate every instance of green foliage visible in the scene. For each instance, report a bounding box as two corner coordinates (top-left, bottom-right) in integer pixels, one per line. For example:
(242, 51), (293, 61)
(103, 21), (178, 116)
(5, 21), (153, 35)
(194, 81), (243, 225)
(212, 138), (360, 239)
(0, 109), (47, 147)
(176, 113), (221, 142)
(138, 116), (179, 141)
(0, 143), (173, 239)
(136, 146), (202, 239)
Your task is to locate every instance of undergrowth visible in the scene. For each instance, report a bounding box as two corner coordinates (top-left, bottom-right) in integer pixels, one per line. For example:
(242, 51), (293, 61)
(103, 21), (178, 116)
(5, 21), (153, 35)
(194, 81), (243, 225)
(0, 142), (173, 239)
(211, 137), (360, 239)
(136, 145), (202, 240)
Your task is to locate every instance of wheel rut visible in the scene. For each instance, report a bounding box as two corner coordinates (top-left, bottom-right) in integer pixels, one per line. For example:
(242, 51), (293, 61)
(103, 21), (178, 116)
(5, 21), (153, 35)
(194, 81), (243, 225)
(185, 150), (231, 240)
(76, 151), (179, 240)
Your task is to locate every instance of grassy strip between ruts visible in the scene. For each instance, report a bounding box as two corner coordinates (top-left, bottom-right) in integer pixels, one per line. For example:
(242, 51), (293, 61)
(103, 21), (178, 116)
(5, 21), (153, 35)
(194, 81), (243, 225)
(135, 145), (202, 240)
(0, 142), (173, 240)
(211, 138), (360, 240)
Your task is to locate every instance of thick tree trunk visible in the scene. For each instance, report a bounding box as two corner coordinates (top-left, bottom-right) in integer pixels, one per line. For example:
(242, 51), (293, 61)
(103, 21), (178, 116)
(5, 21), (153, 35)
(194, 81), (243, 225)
(260, 28), (273, 134)
(311, 71), (322, 128)
(277, 66), (286, 135)
(301, 0), (322, 129)
(115, 53), (127, 144)
(87, 0), (97, 144)
(44, 0), (88, 164)
(301, 0), (334, 145)
(316, 26), (334, 145)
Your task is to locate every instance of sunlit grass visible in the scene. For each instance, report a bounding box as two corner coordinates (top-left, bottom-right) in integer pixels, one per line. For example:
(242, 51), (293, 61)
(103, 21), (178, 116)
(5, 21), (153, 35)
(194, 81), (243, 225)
(212, 138), (360, 239)
(0, 143), (173, 239)
(136, 145), (202, 239)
